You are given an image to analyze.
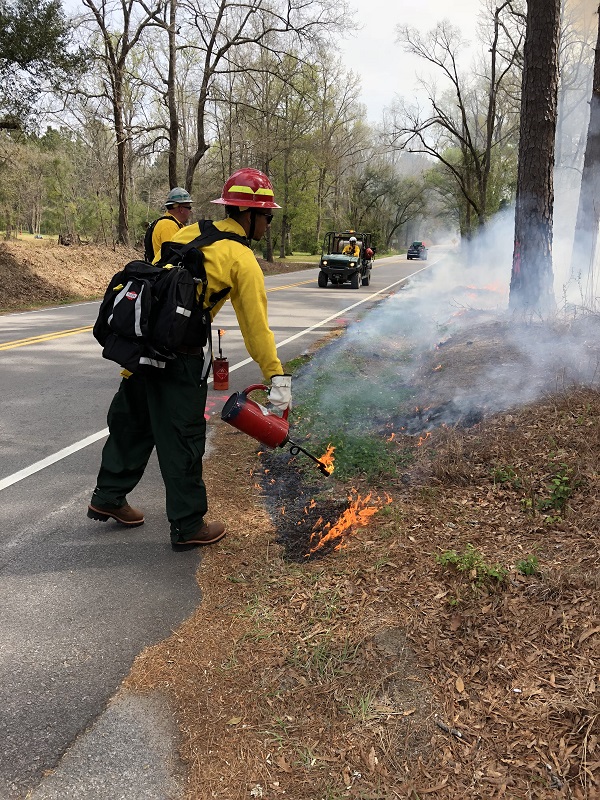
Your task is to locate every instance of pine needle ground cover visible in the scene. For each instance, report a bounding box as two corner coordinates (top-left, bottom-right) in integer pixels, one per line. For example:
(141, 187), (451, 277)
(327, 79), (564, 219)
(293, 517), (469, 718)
(125, 311), (599, 800)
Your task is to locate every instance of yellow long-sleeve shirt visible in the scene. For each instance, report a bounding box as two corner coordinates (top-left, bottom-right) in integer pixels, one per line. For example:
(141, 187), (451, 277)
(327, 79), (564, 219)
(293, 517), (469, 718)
(151, 214), (184, 260)
(159, 217), (283, 381)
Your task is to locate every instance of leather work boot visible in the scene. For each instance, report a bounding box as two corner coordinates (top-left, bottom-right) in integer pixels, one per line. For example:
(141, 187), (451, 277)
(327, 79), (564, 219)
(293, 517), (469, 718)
(172, 521), (226, 550)
(87, 502), (145, 527)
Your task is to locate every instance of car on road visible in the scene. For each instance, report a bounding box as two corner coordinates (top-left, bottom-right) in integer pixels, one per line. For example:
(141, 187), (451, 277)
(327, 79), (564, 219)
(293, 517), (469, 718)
(407, 241), (428, 260)
(317, 230), (375, 289)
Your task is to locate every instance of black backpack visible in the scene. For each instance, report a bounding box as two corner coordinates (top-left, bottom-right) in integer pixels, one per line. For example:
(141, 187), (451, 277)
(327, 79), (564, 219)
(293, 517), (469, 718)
(143, 215), (183, 262)
(93, 221), (249, 374)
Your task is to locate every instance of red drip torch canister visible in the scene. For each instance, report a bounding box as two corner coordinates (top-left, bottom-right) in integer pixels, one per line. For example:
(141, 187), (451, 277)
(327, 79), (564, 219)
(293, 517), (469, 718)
(212, 357), (229, 390)
(221, 384), (289, 449)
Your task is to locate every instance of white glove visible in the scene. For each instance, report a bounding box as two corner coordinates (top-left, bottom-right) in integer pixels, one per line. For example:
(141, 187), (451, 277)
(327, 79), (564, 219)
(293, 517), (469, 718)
(269, 374), (292, 412)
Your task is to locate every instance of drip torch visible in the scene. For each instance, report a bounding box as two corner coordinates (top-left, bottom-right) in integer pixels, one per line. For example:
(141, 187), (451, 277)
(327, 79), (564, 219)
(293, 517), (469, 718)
(212, 329), (229, 390)
(221, 385), (333, 476)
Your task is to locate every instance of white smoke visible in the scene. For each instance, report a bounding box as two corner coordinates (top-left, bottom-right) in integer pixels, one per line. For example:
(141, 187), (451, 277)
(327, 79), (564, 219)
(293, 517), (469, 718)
(296, 208), (600, 434)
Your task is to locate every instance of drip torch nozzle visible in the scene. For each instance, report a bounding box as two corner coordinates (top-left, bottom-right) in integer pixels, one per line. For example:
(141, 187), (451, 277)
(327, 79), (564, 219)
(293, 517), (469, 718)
(288, 441), (333, 477)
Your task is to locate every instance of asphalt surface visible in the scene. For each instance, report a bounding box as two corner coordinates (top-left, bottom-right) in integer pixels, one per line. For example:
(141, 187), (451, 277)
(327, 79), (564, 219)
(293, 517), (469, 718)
(0, 254), (437, 799)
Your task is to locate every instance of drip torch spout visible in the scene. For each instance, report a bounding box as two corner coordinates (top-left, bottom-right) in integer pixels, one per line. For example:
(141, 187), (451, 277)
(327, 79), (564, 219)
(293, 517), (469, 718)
(288, 440), (333, 476)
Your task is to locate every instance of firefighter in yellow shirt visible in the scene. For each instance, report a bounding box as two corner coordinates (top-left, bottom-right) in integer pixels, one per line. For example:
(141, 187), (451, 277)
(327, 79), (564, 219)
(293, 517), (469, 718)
(144, 187), (193, 262)
(342, 236), (360, 257)
(88, 169), (291, 551)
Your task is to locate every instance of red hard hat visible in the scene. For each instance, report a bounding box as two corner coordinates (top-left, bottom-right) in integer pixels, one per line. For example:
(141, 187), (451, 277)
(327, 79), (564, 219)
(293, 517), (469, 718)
(211, 168), (281, 209)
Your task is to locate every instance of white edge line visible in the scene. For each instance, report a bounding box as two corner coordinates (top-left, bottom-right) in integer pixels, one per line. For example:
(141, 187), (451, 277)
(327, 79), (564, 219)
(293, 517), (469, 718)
(0, 264), (430, 492)
(0, 429), (109, 491)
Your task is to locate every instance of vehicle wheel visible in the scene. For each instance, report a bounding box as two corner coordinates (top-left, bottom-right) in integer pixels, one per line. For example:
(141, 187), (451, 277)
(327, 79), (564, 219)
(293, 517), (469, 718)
(362, 271), (371, 286)
(318, 271), (328, 288)
(407, 255), (412, 260)
(350, 271), (360, 289)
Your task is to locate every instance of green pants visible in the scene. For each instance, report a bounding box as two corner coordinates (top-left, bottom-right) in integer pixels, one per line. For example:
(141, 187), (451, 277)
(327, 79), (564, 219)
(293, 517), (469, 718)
(91, 353), (208, 544)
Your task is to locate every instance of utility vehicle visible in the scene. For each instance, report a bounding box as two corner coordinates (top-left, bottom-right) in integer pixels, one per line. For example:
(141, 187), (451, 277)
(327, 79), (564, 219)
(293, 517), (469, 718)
(317, 231), (374, 289)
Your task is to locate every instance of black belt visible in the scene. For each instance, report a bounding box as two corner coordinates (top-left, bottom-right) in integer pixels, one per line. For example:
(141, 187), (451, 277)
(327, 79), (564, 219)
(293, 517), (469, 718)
(176, 345), (205, 355)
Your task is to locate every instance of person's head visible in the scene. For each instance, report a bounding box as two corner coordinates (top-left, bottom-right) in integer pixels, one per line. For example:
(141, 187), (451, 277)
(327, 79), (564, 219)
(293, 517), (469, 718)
(211, 168), (280, 241)
(349, 236), (357, 245)
(165, 187), (193, 223)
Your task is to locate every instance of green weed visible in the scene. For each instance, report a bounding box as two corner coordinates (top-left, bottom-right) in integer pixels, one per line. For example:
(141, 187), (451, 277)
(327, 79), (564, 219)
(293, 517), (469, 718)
(287, 636), (360, 682)
(342, 689), (377, 721)
(537, 463), (574, 515)
(436, 543), (507, 586)
(284, 354), (311, 374)
(492, 465), (522, 489)
(515, 555), (540, 576)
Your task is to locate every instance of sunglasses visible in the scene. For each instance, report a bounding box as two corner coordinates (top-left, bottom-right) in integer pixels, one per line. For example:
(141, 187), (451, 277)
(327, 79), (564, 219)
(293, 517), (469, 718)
(257, 213), (274, 224)
(180, 205), (192, 210)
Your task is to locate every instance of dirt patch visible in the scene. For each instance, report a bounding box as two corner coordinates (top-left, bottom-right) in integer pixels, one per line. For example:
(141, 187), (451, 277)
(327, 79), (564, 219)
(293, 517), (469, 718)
(0, 240), (140, 311)
(0, 240), (316, 312)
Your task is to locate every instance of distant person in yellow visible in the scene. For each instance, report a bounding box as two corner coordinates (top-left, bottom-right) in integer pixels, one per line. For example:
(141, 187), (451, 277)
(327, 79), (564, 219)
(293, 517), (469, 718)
(144, 188), (193, 262)
(342, 236), (360, 257)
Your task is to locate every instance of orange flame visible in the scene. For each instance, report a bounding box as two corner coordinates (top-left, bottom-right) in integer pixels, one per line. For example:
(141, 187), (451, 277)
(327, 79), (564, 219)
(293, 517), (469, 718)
(318, 444), (336, 475)
(387, 432), (396, 442)
(218, 329), (226, 336)
(433, 364), (442, 371)
(308, 491), (392, 555)
(417, 431), (432, 446)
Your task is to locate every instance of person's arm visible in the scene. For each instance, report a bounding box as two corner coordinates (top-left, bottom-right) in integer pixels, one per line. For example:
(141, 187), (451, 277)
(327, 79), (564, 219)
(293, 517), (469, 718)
(228, 251), (283, 381)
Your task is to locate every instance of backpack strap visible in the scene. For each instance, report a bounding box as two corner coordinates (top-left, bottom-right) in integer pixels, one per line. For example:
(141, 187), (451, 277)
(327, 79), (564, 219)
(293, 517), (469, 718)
(178, 219), (250, 255)
(177, 221), (251, 380)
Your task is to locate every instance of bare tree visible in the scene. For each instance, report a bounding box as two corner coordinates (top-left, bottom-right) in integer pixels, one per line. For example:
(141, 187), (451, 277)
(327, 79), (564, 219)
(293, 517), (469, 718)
(555, 1), (596, 175)
(569, 4), (600, 295)
(77, 0), (165, 245)
(509, 0), (561, 314)
(391, 6), (523, 238)
(177, 0), (346, 192)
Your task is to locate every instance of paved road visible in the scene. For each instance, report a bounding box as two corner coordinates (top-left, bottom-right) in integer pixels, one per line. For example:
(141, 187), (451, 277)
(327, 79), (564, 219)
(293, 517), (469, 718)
(0, 252), (440, 798)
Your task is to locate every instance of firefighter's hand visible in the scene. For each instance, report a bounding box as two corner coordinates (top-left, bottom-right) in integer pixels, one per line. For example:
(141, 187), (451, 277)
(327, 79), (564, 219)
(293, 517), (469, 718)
(269, 374), (292, 412)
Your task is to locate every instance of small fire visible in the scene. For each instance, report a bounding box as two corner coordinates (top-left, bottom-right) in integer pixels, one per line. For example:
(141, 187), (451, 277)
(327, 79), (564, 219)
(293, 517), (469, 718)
(483, 282), (505, 293)
(307, 491), (392, 555)
(417, 431), (432, 446)
(433, 364), (443, 371)
(387, 432), (396, 442)
(218, 329), (226, 337)
(318, 444), (335, 475)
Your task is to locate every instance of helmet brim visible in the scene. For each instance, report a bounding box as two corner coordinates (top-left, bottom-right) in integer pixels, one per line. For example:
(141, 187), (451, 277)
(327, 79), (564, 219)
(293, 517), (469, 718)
(211, 198), (281, 209)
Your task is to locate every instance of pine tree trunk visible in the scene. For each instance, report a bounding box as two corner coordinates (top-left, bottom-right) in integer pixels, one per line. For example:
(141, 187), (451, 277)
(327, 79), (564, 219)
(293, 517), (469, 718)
(167, 0), (179, 189)
(569, 4), (600, 294)
(509, 0), (561, 314)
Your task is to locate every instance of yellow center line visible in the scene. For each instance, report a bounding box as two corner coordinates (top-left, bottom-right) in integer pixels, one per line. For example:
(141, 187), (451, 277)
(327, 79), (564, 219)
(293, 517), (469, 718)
(0, 326), (94, 351)
(267, 278), (315, 291)
(0, 262), (395, 350)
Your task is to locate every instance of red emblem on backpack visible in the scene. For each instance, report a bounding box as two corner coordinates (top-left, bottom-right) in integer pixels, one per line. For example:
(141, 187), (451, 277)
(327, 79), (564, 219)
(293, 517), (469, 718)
(126, 291), (138, 300)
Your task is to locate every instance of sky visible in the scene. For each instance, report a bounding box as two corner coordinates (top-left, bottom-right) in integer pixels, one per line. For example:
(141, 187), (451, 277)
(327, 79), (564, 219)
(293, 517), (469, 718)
(337, 0), (484, 123)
